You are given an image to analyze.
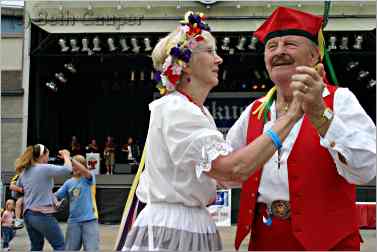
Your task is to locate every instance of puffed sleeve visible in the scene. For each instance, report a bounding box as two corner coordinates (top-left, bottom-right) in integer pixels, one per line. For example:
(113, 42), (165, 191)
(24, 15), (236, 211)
(161, 96), (232, 180)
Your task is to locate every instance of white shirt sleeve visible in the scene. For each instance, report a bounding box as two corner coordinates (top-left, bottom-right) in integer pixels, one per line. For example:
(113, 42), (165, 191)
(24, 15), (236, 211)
(226, 103), (253, 150)
(320, 87), (376, 185)
(161, 96), (232, 180)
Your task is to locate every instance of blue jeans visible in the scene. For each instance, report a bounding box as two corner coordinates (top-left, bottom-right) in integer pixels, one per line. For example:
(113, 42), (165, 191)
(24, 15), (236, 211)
(1, 226), (14, 248)
(24, 210), (65, 251)
(65, 219), (100, 251)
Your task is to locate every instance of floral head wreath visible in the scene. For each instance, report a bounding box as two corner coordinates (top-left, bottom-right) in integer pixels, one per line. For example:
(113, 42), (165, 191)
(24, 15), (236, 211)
(154, 11), (210, 95)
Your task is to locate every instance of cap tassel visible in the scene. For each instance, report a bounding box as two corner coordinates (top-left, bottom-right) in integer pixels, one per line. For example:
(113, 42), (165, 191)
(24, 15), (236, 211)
(252, 86), (276, 121)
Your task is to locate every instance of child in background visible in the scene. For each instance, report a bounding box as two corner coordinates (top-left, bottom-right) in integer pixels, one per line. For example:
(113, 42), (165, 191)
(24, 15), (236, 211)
(9, 173), (24, 229)
(1, 199), (16, 251)
(55, 155), (100, 251)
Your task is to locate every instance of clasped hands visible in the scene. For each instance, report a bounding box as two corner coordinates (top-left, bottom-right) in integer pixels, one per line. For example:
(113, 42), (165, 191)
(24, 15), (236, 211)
(290, 63), (327, 125)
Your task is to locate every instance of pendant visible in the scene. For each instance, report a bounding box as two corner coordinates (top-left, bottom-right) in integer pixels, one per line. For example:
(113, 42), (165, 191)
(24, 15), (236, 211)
(283, 103), (289, 112)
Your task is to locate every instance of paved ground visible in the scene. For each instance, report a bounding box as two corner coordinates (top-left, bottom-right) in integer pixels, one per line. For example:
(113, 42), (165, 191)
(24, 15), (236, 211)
(7, 223), (376, 251)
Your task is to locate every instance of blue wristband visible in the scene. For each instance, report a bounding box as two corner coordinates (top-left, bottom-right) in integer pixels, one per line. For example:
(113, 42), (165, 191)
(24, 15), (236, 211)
(265, 129), (282, 150)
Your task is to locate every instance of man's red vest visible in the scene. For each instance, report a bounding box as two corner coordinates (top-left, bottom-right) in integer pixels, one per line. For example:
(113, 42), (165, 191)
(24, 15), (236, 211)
(235, 85), (359, 250)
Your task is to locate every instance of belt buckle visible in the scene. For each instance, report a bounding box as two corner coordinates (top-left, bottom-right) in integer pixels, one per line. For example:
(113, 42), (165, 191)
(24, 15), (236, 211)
(271, 200), (291, 219)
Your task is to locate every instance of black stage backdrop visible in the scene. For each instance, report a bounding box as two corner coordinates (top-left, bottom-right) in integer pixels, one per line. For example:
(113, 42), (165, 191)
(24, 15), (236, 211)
(28, 55), (154, 155)
(27, 23), (155, 155)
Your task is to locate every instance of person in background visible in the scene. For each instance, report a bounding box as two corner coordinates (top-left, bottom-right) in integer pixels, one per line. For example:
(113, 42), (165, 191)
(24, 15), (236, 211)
(86, 138), (99, 153)
(55, 155), (100, 251)
(121, 137), (140, 163)
(1, 199), (16, 251)
(69, 136), (82, 156)
(15, 144), (89, 251)
(104, 136), (115, 174)
(228, 6), (376, 251)
(9, 172), (24, 229)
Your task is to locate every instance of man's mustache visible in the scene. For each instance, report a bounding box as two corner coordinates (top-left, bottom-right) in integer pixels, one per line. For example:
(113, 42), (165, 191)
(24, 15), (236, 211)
(271, 55), (295, 66)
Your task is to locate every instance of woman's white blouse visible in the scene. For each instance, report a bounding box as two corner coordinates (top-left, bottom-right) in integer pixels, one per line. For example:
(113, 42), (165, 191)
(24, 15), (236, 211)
(137, 92), (232, 207)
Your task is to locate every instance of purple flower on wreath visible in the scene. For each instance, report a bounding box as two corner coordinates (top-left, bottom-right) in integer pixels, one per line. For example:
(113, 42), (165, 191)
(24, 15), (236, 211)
(188, 14), (201, 25)
(179, 49), (192, 63)
(199, 22), (210, 32)
(154, 71), (162, 82)
(170, 47), (181, 58)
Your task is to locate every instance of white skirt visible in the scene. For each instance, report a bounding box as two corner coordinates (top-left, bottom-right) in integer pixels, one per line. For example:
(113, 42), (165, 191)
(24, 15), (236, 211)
(122, 203), (222, 251)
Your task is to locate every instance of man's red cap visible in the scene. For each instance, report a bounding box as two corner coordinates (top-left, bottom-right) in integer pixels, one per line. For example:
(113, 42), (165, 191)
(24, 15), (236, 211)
(254, 6), (323, 45)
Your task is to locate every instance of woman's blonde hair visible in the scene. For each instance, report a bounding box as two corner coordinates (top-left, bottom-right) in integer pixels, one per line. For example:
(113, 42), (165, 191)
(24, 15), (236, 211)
(15, 144), (49, 173)
(151, 28), (216, 72)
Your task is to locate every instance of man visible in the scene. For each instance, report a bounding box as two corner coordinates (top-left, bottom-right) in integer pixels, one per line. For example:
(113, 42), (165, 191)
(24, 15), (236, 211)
(124, 137), (140, 163)
(227, 6), (376, 251)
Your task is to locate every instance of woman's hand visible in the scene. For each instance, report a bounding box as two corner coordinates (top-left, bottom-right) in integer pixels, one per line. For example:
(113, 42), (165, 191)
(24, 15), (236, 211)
(58, 149), (71, 161)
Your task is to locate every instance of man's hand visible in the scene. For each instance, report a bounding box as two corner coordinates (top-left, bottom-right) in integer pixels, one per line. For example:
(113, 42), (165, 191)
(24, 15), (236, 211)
(290, 64), (326, 123)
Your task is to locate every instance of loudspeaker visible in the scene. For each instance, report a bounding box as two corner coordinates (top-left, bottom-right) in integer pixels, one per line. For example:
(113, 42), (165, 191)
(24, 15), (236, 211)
(113, 163), (132, 174)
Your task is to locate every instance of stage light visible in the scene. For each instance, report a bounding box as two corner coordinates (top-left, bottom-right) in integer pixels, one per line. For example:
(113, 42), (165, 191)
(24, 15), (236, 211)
(236, 4), (241, 8)
(327, 36), (337, 51)
(87, 4), (93, 11)
(120, 38), (130, 52)
(221, 37), (230, 51)
(339, 36), (349, 50)
(252, 84), (258, 90)
(140, 71), (145, 81)
(176, 4), (181, 9)
(236, 36), (246, 51)
(70, 39), (80, 52)
(353, 35), (363, 50)
(346, 61), (359, 72)
(93, 37), (101, 52)
(46, 81), (58, 92)
(146, 4), (151, 10)
(367, 79), (376, 89)
(107, 37), (117, 51)
(131, 71), (135, 81)
(58, 38), (69, 52)
(131, 38), (140, 53)
(55, 73), (67, 83)
(357, 70), (370, 82)
(144, 38), (152, 52)
(64, 63), (76, 74)
(229, 48), (235, 55)
(253, 70), (261, 80)
(222, 70), (227, 80)
(150, 71), (154, 80)
(248, 36), (258, 50)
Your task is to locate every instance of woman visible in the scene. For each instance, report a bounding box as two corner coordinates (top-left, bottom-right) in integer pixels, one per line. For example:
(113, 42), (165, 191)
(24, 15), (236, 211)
(15, 144), (87, 251)
(104, 136), (115, 174)
(122, 11), (303, 251)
